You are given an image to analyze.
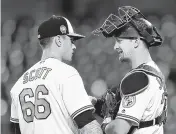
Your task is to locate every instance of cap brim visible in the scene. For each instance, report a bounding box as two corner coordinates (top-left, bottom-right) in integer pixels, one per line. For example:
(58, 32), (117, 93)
(67, 33), (85, 40)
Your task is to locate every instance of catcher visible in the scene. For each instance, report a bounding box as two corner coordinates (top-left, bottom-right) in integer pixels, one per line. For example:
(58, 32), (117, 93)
(90, 6), (168, 134)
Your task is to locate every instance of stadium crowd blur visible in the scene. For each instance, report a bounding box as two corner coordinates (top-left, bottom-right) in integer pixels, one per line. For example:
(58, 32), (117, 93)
(1, 0), (176, 134)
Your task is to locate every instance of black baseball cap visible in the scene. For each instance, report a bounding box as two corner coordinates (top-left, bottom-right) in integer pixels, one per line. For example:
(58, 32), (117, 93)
(38, 15), (85, 40)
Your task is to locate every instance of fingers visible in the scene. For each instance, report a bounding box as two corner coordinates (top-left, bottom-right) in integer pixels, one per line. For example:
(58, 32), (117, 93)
(89, 96), (97, 105)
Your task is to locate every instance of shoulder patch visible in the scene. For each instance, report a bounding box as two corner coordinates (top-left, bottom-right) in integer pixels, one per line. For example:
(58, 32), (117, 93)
(120, 71), (149, 96)
(122, 96), (136, 108)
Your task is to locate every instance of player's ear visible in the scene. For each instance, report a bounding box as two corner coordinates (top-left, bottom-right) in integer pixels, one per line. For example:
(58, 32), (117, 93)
(54, 35), (62, 47)
(134, 38), (140, 48)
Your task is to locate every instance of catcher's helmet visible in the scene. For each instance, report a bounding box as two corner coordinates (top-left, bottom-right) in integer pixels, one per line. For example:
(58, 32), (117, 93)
(92, 6), (163, 47)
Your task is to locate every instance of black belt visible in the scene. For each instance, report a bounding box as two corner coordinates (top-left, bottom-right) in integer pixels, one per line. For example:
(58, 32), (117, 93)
(139, 105), (167, 128)
(128, 115), (164, 134)
(139, 115), (162, 128)
(128, 111), (165, 134)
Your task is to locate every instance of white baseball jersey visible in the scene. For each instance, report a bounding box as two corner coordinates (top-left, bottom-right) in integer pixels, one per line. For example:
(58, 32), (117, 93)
(116, 61), (165, 134)
(10, 58), (94, 134)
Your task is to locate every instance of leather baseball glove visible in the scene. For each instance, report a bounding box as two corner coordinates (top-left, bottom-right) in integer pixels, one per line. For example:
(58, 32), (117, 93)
(94, 87), (121, 120)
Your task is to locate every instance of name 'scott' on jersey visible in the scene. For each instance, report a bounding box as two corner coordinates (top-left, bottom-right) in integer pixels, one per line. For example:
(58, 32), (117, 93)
(10, 58), (94, 134)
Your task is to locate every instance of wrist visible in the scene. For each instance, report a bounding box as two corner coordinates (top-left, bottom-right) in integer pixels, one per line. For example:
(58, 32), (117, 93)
(101, 123), (108, 133)
(101, 117), (112, 132)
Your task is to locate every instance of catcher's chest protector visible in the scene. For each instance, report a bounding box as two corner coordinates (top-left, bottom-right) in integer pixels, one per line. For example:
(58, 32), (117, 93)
(121, 64), (168, 133)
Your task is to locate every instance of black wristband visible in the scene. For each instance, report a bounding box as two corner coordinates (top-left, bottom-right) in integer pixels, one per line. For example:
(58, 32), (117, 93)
(101, 123), (108, 133)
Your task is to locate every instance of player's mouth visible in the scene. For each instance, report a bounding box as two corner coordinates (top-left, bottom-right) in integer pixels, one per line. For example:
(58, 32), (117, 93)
(115, 49), (124, 61)
(116, 49), (123, 55)
(72, 51), (75, 56)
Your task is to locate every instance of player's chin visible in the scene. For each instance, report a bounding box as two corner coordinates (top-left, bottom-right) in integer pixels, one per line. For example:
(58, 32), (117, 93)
(63, 56), (72, 62)
(68, 55), (73, 62)
(66, 58), (72, 62)
(119, 56), (129, 63)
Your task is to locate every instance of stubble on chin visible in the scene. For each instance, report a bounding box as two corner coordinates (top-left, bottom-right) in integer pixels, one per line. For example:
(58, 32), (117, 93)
(119, 57), (130, 63)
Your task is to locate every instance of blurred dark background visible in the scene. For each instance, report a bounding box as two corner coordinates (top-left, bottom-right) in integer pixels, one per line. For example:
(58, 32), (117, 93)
(1, 0), (176, 134)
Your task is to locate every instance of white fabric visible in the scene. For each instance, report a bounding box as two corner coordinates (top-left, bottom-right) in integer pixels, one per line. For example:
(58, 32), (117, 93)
(117, 61), (164, 134)
(10, 58), (94, 134)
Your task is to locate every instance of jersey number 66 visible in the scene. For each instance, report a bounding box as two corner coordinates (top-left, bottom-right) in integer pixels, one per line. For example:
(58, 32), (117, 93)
(19, 85), (51, 123)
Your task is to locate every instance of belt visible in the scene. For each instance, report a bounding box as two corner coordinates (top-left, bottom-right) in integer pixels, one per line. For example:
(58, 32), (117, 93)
(139, 116), (162, 128)
(128, 114), (164, 134)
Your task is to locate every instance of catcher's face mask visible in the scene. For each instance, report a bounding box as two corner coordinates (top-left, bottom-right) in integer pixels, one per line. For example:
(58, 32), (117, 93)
(92, 6), (163, 47)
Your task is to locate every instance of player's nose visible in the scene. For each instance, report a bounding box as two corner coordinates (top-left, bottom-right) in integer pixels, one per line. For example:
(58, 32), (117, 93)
(72, 44), (76, 50)
(114, 41), (120, 50)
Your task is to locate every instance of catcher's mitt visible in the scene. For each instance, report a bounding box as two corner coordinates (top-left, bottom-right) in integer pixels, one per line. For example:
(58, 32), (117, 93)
(94, 87), (121, 120)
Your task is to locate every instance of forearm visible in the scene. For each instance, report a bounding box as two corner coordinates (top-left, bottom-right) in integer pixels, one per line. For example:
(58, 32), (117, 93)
(79, 120), (103, 134)
(105, 119), (131, 134)
(105, 123), (118, 134)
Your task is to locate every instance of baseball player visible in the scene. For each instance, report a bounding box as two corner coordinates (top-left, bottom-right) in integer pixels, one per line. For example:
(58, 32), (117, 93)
(91, 6), (168, 134)
(10, 15), (103, 134)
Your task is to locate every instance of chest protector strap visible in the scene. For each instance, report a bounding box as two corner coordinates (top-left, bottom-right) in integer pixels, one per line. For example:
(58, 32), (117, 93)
(129, 64), (168, 131)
